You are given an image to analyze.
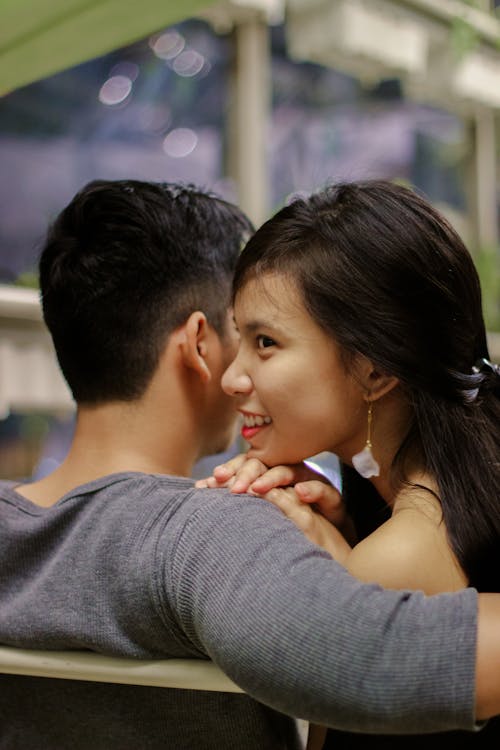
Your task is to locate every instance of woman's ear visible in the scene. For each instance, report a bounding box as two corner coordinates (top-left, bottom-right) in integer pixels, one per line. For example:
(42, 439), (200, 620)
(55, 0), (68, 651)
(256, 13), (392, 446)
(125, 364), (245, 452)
(355, 355), (399, 401)
(178, 311), (212, 383)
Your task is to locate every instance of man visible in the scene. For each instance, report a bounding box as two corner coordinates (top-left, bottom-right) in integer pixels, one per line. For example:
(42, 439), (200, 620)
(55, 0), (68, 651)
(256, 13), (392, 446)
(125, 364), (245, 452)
(0, 179), (498, 749)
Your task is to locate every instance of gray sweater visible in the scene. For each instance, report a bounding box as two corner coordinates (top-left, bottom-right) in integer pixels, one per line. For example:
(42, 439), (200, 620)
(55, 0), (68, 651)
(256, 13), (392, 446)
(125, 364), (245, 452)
(0, 473), (477, 748)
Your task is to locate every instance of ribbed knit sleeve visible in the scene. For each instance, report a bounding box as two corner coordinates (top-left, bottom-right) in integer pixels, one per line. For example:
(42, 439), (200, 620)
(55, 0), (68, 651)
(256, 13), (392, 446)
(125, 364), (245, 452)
(168, 489), (477, 734)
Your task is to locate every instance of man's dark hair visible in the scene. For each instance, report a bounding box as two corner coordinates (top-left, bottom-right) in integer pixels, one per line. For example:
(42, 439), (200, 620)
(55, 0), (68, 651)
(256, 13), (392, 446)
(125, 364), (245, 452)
(40, 179), (253, 404)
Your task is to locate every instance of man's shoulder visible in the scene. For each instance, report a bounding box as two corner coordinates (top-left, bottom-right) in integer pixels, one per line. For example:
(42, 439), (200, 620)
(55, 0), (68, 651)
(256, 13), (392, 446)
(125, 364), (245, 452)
(0, 471), (257, 524)
(105, 472), (240, 508)
(64, 471), (195, 504)
(75, 472), (252, 526)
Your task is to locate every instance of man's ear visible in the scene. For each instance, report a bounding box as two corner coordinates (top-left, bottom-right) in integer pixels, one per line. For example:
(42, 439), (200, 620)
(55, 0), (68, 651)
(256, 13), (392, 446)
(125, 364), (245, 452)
(178, 311), (212, 383)
(355, 355), (399, 401)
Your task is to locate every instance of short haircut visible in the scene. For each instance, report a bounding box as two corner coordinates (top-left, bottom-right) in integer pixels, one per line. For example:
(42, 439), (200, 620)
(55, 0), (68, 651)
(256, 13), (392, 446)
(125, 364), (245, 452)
(40, 179), (253, 404)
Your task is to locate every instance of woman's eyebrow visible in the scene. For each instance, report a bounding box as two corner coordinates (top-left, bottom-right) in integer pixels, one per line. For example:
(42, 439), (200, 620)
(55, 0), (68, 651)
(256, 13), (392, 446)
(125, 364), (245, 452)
(241, 319), (268, 333)
(241, 319), (287, 336)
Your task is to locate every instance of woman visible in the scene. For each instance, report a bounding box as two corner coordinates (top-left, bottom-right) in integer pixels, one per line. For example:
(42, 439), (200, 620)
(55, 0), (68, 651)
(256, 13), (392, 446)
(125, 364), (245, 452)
(200, 180), (500, 747)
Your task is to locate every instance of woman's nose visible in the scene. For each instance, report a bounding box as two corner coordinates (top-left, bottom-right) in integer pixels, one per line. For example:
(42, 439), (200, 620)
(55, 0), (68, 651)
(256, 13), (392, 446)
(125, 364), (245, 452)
(221, 357), (253, 396)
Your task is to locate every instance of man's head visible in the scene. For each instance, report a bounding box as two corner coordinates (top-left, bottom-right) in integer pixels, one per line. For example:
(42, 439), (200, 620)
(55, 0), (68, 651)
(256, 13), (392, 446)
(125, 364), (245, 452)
(39, 179), (253, 407)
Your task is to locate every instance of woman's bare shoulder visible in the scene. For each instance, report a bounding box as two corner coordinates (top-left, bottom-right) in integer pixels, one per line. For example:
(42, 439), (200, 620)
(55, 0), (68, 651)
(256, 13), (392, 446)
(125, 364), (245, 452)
(346, 492), (467, 594)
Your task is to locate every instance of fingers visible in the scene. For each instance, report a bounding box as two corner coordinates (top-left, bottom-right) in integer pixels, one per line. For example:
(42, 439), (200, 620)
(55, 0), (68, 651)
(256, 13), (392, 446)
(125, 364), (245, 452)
(296, 481), (357, 546)
(264, 488), (316, 532)
(195, 456), (340, 510)
(249, 461), (330, 494)
(194, 454), (248, 489)
(229, 458), (270, 493)
(295, 481), (344, 524)
(194, 475), (222, 489)
(230, 460), (328, 494)
(213, 453), (248, 481)
(249, 465), (298, 494)
(264, 487), (352, 562)
(194, 455), (269, 493)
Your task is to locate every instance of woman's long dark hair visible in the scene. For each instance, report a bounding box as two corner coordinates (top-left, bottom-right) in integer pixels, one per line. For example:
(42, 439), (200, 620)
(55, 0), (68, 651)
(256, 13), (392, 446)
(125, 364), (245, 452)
(234, 180), (500, 592)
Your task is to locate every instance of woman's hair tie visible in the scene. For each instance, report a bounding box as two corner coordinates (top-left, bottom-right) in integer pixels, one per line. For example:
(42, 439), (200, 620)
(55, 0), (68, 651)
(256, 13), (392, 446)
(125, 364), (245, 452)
(473, 357), (500, 378)
(463, 357), (500, 403)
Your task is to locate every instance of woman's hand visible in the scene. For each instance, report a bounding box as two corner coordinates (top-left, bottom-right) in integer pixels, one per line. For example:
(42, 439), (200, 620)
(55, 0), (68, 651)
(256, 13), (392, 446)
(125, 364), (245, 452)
(195, 453), (322, 495)
(196, 453), (320, 495)
(195, 453), (333, 496)
(195, 453), (356, 543)
(264, 486), (352, 563)
(195, 453), (269, 493)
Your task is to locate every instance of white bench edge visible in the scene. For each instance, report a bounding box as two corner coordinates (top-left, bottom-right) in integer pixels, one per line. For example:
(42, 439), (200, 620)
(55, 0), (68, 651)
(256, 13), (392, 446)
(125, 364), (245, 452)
(0, 646), (243, 693)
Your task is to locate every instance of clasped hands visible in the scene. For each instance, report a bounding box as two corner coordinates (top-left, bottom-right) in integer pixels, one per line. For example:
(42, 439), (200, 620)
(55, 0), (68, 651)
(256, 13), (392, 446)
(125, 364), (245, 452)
(195, 455), (354, 562)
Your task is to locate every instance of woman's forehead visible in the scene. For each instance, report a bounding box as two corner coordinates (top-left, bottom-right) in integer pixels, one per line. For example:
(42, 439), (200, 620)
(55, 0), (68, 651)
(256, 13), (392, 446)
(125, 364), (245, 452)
(233, 273), (332, 346)
(236, 272), (300, 303)
(234, 274), (302, 316)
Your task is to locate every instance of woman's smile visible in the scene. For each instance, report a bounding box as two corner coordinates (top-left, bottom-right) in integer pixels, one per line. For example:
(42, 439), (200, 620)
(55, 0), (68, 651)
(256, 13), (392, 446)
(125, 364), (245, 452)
(240, 410), (273, 441)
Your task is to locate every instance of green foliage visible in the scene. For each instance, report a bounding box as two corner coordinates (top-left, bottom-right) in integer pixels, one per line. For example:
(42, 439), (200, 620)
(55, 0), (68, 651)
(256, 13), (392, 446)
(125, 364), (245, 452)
(474, 248), (500, 332)
(449, 0), (500, 58)
(449, 0), (485, 60)
(451, 15), (479, 60)
(14, 271), (39, 289)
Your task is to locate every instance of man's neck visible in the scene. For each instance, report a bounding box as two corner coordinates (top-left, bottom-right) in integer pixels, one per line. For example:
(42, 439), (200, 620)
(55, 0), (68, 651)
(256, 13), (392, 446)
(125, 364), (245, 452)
(17, 400), (200, 506)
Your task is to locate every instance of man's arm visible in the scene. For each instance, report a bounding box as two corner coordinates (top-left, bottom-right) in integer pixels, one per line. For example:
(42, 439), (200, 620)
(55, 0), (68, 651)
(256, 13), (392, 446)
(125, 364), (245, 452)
(476, 593), (500, 720)
(165, 489), (478, 734)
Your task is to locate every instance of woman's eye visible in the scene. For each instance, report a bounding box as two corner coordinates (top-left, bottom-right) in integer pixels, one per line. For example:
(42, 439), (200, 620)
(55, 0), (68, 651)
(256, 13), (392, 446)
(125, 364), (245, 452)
(256, 335), (276, 349)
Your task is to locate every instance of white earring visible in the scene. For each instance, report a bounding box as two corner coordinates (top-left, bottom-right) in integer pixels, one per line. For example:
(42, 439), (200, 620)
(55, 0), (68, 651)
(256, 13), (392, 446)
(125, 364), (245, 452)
(352, 401), (380, 479)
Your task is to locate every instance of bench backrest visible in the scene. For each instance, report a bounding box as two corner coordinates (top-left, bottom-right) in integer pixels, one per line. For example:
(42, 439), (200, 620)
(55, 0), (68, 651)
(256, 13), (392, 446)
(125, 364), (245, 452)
(0, 645), (242, 692)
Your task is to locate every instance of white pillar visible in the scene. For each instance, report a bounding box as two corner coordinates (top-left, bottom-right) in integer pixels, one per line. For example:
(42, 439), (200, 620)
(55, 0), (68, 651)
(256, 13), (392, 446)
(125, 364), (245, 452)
(228, 15), (271, 227)
(474, 106), (498, 251)
(465, 107), (498, 252)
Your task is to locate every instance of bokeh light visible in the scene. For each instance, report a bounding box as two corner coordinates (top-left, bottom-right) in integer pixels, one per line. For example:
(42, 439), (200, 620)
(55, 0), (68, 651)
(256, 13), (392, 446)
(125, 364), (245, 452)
(162, 128), (198, 157)
(110, 61), (139, 82)
(98, 75), (133, 106)
(172, 50), (206, 77)
(150, 31), (185, 60)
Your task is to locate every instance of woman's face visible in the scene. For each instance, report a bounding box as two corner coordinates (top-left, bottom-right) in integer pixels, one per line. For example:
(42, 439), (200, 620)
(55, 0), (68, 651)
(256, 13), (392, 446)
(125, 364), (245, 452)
(221, 273), (367, 467)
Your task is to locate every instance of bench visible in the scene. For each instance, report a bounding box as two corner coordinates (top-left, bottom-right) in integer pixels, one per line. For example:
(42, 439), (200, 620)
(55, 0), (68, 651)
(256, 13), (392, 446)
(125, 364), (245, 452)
(0, 645), (242, 692)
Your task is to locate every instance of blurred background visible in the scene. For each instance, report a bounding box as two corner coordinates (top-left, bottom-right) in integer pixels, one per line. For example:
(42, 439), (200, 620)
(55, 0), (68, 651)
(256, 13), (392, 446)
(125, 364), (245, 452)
(0, 0), (499, 481)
